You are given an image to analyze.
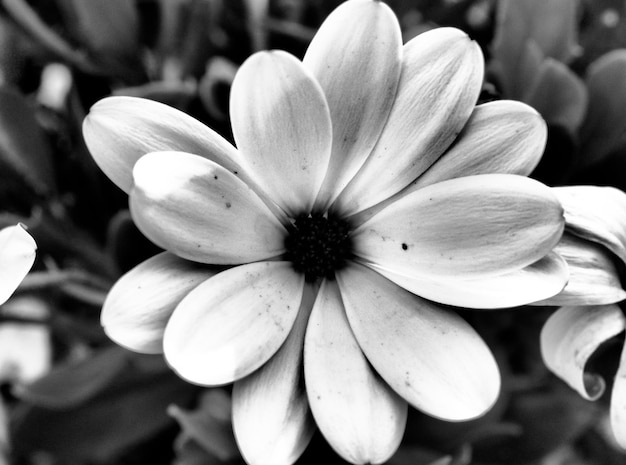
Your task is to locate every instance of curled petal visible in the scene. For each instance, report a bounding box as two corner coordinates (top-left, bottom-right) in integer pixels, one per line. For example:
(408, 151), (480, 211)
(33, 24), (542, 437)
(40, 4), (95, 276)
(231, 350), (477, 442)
(334, 27), (484, 215)
(233, 284), (317, 465)
(82, 96), (242, 193)
(541, 305), (626, 401)
(130, 152), (286, 265)
(354, 174), (564, 279)
(0, 224), (36, 305)
(337, 264), (500, 421)
(415, 100), (547, 188)
(303, 0), (402, 209)
(371, 252), (568, 309)
(304, 279), (407, 464)
(555, 185), (626, 266)
(101, 252), (218, 354)
(230, 51), (332, 216)
(611, 343), (626, 448)
(164, 262), (304, 385)
(532, 233), (626, 306)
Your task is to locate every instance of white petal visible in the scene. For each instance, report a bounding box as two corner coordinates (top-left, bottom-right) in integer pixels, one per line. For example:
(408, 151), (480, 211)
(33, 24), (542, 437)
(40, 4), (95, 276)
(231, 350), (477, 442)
(130, 151), (286, 264)
(337, 264), (500, 421)
(610, 342), (626, 448)
(371, 252), (568, 309)
(414, 100), (547, 188)
(334, 27), (484, 216)
(304, 279), (407, 464)
(101, 252), (218, 354)
(541, 305), (626, 401)
(555, 185), (626, 265)
(163, 261), (304, 385)
(230, 51), (332, 215)
(532, 233), (626, 306)
(232, 284), (317, 465)
(354, 174), (564, 279)
(303, 0), (403, 210)
(0, 224), (36, 305)
(82, 96), (243, 193)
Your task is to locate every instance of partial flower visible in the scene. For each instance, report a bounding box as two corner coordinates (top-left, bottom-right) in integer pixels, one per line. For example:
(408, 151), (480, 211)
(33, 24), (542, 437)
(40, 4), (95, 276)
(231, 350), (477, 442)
(83, 1), (569, 463)
(0, 224), (36, 305)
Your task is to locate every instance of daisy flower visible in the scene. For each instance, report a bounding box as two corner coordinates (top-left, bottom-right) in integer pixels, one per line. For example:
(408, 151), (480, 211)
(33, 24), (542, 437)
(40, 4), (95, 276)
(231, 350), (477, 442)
(0, 224), (36, 306)
(83, 0), (568, 463)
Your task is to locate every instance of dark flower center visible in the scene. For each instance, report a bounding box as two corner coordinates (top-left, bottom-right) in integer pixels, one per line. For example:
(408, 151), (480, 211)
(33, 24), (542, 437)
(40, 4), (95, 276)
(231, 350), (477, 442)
(284, 213), (353, 282)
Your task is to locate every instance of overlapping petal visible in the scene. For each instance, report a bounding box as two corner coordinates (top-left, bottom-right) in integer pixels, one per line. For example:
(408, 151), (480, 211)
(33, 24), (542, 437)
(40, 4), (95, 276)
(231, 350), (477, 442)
(82, 96), (243, 193)
(0, 224), (36, 305)
(304, 279), (407, 464)
(334, 27), (484, 215)
(302, 0), (402, 210)
(233, 284), (317, 465)
(414, 100), (547, 188)
(353, 174), (564, 279)
(540, 305), (626, 401)
(101, 252), (218, 354)
(164, 261), (304, 386)
(337, 264), (500, 420)
(230, 51), (332, 216)
(532, 233), (626, 306)
(130, 151), (286, 264)
(371, 252), (568, 309)
(555, 186), (626, 265)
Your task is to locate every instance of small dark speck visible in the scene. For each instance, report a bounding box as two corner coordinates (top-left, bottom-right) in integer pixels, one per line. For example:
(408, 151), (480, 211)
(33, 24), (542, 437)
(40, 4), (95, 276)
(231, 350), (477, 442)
(401, 243), (408, 250)
(214, 175), (219, 180)
(234, 170), (238, 175)
(225, 202), (232, 208)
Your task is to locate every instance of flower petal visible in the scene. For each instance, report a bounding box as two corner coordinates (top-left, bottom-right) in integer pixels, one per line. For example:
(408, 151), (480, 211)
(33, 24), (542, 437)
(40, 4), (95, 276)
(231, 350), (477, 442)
(337, 264), (500, 420)
(610, 343), (626, 449)
(232, 284), (317, 465)
(0, 224), (36, 305)
(302, 0), (402, 210)
(353, 174), (564, 279)
(230, 51), (332, 215)
(370, 251), (568, 309)
(101, 252), (218, 354)
(540, 305), (626, 401)
(333, 27), (484, 216)
(532, 233), (626, 306)
(414, 100), (547, 188)
(164, 261), (304, 385)
(130, 151), (286, 264)
(82, 96), (242, 193)
(555, 186), (626, 266)
(304, 279), (407, 464)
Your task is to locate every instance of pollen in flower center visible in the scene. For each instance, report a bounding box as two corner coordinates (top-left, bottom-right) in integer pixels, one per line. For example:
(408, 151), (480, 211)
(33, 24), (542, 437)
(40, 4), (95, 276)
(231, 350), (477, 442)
(284, 213), (353, 282)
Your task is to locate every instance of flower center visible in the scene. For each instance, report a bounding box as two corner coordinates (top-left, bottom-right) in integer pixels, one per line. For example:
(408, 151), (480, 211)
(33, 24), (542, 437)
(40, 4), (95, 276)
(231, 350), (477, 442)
(284, 213), (353, 282)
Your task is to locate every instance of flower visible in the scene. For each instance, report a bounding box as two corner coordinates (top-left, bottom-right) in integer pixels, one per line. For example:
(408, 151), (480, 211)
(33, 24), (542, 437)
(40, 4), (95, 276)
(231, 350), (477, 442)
(0, 224), (36, 306)
(82, 0), (570, 463)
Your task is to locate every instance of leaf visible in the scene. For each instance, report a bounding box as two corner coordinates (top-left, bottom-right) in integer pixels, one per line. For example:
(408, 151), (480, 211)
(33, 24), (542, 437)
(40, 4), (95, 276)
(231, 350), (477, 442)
(0, 87), (56, 195)
(10, 350), (198, 463)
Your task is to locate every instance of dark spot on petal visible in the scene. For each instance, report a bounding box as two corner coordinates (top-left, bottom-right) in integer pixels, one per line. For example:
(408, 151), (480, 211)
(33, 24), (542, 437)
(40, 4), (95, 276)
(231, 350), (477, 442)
(402, 243), (408, 250)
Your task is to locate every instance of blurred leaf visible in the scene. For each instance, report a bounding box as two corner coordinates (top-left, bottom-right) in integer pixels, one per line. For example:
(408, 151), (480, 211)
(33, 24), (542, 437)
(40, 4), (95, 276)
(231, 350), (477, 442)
(15, 346), (128, 409)
(10, 351), (198, 463)
(525, 58), (588, 135)
(0, 86), (56, 196)
(60, 0), (140, 59)
(579, 49), (626, 168)
(472, 385), (599, 464)
(169, 389), (240, 463)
